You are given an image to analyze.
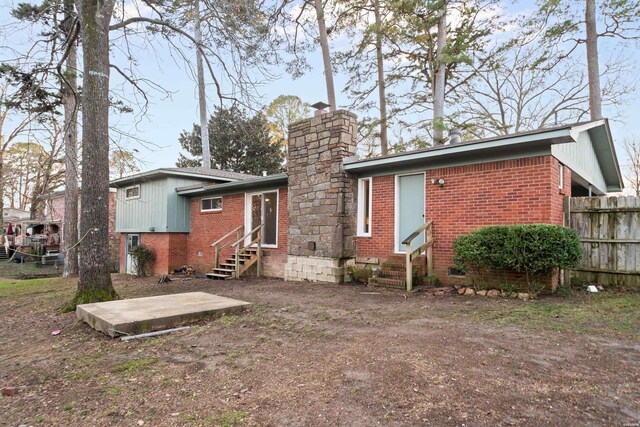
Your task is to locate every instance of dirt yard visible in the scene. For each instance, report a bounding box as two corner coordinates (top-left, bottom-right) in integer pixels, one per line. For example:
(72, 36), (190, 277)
(1, 274), (639, 426)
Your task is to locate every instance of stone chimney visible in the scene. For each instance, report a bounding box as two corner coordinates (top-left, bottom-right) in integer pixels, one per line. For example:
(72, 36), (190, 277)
(284, 110), (358, 283)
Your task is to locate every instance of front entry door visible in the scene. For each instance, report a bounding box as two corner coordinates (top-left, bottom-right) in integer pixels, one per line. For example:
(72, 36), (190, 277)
(247, 191), (278, 247)
(396, 174), (425, 252)
(125, 234), (140, 275)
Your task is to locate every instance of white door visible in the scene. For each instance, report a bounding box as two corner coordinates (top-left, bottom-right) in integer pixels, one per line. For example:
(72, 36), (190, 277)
(125, 234), (140, 275)
(396, 174), (425, 253)
(246, 191), (279, 247)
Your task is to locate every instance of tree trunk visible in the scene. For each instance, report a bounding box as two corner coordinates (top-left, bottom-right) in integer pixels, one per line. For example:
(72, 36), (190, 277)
(585, 0), (602, 120)
(314, 0), (337, 111)
(194, 0), (211, 169)
(433, 4), (447, 144)
(71, 0), (118, 307)
(373, 0), (388, 155)
(62, 0), (79, 276)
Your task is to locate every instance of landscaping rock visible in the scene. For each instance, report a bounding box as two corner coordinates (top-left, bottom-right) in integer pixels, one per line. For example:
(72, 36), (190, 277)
(464, 288), (475, 296)
(517, 293), (530, 301)
(487, 290), (500, 297)
(476, 290), (488, 296)
(2, 387), (18, 396)
(458, 287), (467, 295)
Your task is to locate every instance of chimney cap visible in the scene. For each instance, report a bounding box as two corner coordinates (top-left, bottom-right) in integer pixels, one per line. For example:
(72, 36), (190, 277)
(311, 101), (331, 110)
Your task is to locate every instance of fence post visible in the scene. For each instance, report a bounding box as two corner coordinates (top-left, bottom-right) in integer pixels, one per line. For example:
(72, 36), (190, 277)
(426, 224), (433, 277)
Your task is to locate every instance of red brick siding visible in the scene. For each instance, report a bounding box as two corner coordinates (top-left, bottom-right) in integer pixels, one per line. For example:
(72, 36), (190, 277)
(186, 189), (288, 277)
(355, 155), (572, 285)
(119, 232), (188, 275)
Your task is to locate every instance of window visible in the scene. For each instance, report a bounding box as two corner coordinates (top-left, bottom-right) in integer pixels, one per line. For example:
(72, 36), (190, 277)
(201, 197), (222, 212)
(558, 163), (564, 189)
(448, 267), (466, 277)
(247, 191), (278, 247)
(357, 177), (372, 237)
(125, 185), (140, 200)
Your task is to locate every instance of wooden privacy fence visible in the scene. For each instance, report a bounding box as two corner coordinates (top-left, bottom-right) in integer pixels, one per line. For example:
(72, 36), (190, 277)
(568, 196), (640, 289)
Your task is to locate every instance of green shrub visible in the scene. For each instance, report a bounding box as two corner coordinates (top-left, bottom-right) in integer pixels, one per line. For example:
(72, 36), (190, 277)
(349, 266), (372, 284)
(129, 244), (155, 277)
(453, 224), (582, 292)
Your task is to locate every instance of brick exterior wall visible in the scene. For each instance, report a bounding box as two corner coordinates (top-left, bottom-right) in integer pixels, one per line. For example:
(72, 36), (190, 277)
(355, 155), (571, 285)
(185, 189), (288, 277)
(45, 191), (118, 241)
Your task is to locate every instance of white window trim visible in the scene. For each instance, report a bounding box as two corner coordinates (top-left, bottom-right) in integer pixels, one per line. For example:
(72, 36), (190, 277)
(200, 196), (223, 212)
(244, 189), (279, 249)
(357, 177), (373, 237)
(558, 163), (564, 189)
(125, 185), (140, 200)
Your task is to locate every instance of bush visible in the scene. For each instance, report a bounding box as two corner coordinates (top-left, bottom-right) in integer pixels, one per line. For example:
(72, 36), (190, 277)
(129, 244), (155, 277)
(349, 266), (372, 284)
(453, 224), (582, 292)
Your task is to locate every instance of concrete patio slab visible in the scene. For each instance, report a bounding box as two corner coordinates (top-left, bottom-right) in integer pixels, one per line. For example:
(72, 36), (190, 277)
(76, 292), (251, 337)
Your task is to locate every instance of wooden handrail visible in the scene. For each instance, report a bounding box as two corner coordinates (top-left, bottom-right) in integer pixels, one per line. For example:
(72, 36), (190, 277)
(210, 225), (243, 247)
(401, 221), (433, 245)
(231, 224), (262, 248)
(403, 221), (434, 292)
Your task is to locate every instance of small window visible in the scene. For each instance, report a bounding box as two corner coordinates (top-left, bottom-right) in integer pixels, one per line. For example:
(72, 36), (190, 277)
(558, 163), (564, 189)
(201, 197), (222, 212)
(125, 185), (140, 200)
(357, 178), (372, 237)
(448, 267), (466, 277)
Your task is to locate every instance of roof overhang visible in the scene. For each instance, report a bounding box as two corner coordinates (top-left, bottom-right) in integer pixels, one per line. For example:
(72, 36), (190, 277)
(586, 120), (623, 192)
(344, 127), (574, 176)
(110, 170), (238, 188)
(176, 173), (288, 197)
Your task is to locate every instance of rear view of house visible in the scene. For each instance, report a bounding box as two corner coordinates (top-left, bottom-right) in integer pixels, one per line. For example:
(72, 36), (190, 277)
(112, 111), (622, 288)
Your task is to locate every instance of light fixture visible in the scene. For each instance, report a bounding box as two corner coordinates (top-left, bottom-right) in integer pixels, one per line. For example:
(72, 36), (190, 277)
(431, 178), (445, 187)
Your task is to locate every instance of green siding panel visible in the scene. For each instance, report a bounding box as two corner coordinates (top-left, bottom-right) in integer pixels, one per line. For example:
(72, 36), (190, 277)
(552, 131), (607, 193)
(115, 177), (202, 233)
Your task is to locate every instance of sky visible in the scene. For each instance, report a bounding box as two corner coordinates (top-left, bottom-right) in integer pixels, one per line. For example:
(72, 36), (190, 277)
(1, 0), (639, 178)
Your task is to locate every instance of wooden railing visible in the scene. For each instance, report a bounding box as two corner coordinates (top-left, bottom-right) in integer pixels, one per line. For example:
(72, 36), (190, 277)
(210, 225), (243, 269)
(230, 224), (263, 278)
(401, 220), (433, 292)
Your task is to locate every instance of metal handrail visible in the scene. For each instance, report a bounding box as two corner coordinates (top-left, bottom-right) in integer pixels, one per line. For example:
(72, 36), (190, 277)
(210, 225), (243, 248)
(403, 220), (434, 292)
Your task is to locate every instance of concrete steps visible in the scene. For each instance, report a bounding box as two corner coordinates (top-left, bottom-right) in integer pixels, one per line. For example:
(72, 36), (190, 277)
(0, 246), (7, 260)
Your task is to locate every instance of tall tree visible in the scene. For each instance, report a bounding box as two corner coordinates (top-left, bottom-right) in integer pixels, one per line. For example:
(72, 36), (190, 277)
(0, 68), (56, 227)
(373, 0), (389, 154)
(177, 106), (285, 175)
(535, 0), (640, 121)
(70, 0), (118, 305)
(623, 137), (640, 196)
(61, 0), (80, 276)
(432, 2), (447, 144)
(314, 0), (337, 110)
(265, 95), (310, 148)
(110, 149), (140, 179)
(194, 0), (212, 169)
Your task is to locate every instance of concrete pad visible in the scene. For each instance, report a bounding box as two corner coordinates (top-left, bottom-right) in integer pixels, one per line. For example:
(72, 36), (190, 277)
(76, 292), (251, 337)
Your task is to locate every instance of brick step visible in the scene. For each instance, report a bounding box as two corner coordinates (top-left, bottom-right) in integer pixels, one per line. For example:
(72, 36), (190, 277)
(378, 269), (407, 279)
(369, 277), (406, 290)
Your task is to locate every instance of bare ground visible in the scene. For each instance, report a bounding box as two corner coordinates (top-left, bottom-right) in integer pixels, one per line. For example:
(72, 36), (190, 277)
(0, 274), (639, 426)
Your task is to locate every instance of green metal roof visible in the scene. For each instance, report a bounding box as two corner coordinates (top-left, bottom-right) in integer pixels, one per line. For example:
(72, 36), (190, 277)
(176, 173), (288, 197)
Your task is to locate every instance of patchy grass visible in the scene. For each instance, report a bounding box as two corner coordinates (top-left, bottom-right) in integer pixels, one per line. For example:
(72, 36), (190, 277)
(461, 293), (640, 338)
(0, 277), (69, 298)
(112, 357), (158, 374)
(0, 260), (61, 279)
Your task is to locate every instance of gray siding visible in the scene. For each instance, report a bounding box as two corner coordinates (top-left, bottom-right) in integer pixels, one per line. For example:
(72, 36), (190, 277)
(552, 131), (607, 193)
(116, 177), (203, 233)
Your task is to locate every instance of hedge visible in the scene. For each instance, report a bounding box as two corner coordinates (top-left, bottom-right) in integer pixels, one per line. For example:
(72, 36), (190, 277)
(453, 224), (582, 290)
